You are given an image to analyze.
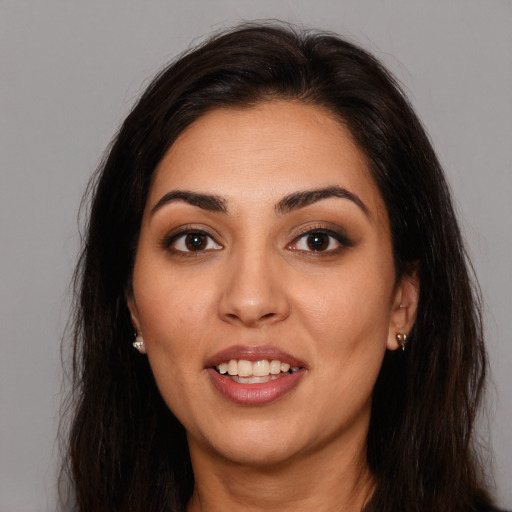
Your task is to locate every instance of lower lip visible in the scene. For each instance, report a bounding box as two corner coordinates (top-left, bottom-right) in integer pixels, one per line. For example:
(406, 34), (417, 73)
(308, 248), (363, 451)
(206, 368), (306, 406)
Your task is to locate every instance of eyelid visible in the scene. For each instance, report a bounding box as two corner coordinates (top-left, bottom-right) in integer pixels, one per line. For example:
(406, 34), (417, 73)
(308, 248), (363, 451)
(161, 224), (223, 253)
(287, 225), (353, 253)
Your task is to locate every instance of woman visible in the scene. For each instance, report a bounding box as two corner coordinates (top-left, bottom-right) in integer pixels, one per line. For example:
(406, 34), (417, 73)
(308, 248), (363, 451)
(65, 23), (500, 511)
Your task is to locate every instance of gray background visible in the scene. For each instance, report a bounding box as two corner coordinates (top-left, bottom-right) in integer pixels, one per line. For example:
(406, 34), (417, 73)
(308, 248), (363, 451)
(1, 1), (510, 510)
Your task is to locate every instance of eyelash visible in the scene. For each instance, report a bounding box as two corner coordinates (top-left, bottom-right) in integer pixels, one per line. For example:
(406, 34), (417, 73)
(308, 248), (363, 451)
(162, 226), (223, 256)
(288, 226), (352, 254)
(162, 225), (352, 256)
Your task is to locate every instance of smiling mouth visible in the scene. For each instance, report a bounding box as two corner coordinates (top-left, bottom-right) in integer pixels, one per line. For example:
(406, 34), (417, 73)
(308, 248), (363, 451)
(214, 359), (301, 384)
(207, 349), (306, 405)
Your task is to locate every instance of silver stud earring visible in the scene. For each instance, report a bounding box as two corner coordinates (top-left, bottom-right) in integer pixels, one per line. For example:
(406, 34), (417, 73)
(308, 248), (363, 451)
(396, 332), (408, 351)
(132, 334), (146, 354)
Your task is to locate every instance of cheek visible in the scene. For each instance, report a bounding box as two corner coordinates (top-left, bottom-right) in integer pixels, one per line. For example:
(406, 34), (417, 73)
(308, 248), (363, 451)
(292, 257), (394, 346)
(132, 259), (218, 363)
(132, 265), (217, 426)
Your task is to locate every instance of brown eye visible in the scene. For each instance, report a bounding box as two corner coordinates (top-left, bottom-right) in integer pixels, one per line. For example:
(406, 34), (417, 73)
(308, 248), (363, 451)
(306, 233), (329, 251)
(185, 233), (208, 251)
(288, 228), (349, 254)
(168, 231), (223, 254)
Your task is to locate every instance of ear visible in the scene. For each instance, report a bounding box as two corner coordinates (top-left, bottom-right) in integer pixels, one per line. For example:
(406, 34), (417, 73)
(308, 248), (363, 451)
(127, 294), (142, 334)
(387, 268), (419, 351)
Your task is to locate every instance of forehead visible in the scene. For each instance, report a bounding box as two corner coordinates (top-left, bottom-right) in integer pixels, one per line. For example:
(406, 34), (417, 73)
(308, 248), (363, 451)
(149, 101), (386, 222)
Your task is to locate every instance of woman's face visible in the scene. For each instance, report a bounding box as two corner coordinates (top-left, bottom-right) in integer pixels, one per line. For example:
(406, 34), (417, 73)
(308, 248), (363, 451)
(129, 101), (417, 468)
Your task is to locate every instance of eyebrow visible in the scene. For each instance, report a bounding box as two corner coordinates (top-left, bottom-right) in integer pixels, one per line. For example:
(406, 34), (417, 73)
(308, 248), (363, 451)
(275, 186), (369, 216)
(150, 185), (369, 217)
(150, 190), (227, 215)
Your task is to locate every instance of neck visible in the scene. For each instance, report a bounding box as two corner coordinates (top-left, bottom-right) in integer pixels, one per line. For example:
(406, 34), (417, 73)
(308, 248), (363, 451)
(187, 429), (374, 512)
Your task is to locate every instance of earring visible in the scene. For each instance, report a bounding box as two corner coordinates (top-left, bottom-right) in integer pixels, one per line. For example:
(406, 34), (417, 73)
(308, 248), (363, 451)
(132, 334), (146, 354)
(396, 332), (408, 351)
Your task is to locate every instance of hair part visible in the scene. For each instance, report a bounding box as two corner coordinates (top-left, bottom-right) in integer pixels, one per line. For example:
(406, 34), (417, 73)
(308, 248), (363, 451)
(63, 22), (494, 512)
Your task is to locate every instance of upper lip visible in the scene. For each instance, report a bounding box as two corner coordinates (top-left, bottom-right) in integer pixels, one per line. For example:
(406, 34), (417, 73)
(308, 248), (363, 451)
(205, 345), (306, 369)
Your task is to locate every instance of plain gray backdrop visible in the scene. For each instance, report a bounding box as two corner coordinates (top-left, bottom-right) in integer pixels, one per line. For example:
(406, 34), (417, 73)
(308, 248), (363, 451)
(1, 1), (511, 510)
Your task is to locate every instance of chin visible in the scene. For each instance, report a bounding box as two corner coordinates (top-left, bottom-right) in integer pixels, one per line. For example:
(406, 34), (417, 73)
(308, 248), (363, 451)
(188, 415), (315, 469)
(217, 440), (304, 468)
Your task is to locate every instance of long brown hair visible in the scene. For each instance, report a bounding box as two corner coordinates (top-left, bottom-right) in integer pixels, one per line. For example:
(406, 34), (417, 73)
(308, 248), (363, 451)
(63, 23), (494, 511)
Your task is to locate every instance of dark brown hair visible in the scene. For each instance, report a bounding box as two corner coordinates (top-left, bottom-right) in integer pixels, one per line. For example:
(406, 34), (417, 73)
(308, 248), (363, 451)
(63, 22), (494, 511)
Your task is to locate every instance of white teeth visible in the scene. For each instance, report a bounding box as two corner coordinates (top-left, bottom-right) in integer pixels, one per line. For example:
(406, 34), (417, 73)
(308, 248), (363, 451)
(215, 359), (300, 378)
(269, 360), (281, 375)
(227, 360), (238, 376)
(238, 360), (253, 377)
(252, 360), (270, 376)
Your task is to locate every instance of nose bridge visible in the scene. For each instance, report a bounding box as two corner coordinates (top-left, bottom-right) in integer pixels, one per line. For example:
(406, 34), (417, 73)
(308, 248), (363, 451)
(218, 239), (289, 326)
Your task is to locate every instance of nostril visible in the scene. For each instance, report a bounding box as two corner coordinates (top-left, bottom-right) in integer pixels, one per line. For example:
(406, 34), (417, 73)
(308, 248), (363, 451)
(224, 311), (275, 325)
(218, 281), (290, 326)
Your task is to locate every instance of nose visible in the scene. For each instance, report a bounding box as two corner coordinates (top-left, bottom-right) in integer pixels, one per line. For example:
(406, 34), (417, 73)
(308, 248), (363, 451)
(217, 248), (290, 327)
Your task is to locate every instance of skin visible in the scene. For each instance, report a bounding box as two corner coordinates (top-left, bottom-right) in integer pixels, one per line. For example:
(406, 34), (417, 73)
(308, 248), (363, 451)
(128, 101), (419, 512)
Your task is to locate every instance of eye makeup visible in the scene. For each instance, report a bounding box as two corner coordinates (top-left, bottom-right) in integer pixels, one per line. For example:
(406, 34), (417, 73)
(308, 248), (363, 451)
(288, 224), (353, 253)
(160, 224), (223, 257)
